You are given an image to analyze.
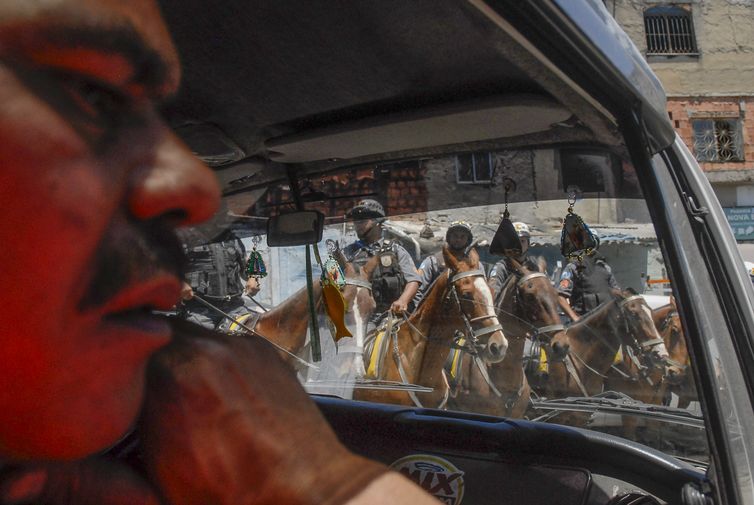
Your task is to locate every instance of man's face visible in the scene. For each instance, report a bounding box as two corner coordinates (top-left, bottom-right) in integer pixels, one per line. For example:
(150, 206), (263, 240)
(447, 229), (469, 251)
(354, 219), (376, 240)
(520, 236), (530, 255)
(0, 0), (220, 459)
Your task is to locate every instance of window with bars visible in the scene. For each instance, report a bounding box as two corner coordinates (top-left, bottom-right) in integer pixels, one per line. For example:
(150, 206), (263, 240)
(692, 119), (744, 162)
(455, 153), (494, 184)
(644, 6), (697, 55)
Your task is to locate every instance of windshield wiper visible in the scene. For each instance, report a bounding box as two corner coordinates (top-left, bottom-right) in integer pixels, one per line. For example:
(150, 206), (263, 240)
(304, 379), (433, 393)
(529, 391), (704, 429)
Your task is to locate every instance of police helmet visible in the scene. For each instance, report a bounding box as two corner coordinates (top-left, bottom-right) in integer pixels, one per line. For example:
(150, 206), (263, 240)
(513, 222), (531, 239)
(348, 199), (386, 220)
(446, 220), (473, 247)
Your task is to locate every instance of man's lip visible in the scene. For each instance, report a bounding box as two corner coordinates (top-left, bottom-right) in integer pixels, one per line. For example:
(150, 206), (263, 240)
(95, 274), (183, 317)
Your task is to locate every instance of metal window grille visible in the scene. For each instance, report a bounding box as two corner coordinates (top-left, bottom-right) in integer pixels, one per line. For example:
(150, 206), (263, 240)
(455, 153), (493, 184)
(644, 7), (697, 55)
(692, 119), (744, 162)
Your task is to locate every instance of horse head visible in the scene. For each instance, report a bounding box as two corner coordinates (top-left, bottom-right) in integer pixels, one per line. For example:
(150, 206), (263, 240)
(655, 297), (688, 385)
(617, 289), (675, 379)
(444, 245), (508, 363)
(509, 257), (565, 345)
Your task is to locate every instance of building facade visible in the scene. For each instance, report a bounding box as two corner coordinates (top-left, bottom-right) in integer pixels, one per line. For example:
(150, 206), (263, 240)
(608, 0), (754, 242)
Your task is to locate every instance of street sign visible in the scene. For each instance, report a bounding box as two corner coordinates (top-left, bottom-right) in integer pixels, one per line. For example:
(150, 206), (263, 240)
(724, 207), (754, 241)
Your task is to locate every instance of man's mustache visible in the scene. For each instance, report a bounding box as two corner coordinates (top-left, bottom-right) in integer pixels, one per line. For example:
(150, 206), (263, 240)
(79, 217), (187, 312)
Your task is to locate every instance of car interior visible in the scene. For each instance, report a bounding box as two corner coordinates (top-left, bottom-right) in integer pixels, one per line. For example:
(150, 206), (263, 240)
(147, 1), (728, 504)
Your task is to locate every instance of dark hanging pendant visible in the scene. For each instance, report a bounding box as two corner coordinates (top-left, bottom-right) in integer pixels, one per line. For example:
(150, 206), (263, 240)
(560, 208), (599, 260)
(246, 249), (268, 278)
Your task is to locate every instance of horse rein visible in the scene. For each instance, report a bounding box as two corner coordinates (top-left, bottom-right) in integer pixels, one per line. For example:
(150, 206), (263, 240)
(512, 271), (565, 339)
(448, 269), (504, 352)
(618, 295), (669, 378)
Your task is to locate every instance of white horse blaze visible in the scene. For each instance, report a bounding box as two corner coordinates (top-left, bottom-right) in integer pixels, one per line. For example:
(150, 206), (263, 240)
(641, 304), (669, 358)
(351, 287), (367, 375)
(473, 277), (508, 350)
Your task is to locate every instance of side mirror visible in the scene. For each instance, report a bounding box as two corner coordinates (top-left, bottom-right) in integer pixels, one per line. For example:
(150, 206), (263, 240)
(266, 211), (325, 247)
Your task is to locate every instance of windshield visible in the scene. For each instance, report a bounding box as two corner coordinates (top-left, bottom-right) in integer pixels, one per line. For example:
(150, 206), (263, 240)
(179, 145), (709, 467)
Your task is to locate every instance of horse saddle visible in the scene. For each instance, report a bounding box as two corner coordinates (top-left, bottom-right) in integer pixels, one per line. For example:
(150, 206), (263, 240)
(364, 325), (392, 379)
(222, 311), (262, 334)
(444, 338), (467, 392)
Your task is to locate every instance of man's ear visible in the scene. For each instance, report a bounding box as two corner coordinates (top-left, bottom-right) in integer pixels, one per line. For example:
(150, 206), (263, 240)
(443, 245), (460, 272)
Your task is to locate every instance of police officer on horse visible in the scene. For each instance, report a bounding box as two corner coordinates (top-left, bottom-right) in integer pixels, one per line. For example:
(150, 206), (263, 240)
(413, 220), (474, 307)
(488, 221), (537, 305)
(180, 230), (256, 329)
(343, 199), (421, 317)
(557, 250), (620, 322)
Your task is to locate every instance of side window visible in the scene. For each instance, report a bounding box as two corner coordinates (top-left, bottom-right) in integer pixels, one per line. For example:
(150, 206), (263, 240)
(644, 5), (698, 56)
(692, 118), (745, 162)
(455, 153), (493, 184)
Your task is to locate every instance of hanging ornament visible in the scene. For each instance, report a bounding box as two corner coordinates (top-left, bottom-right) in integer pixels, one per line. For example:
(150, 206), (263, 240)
(322, 239), (346, 290)
(560, 188), (599, 261)
(246, 235), (268, 278)
(489, 179), (522, 257)
(312, 241), (351, 341)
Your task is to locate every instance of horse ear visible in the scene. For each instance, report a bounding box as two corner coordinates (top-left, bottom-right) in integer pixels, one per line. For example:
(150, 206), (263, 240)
(670, 295), (677, 309)
(509, 257), (523, 271)
(467, 246), (480, 267)
(332, 247), (347, 270)
(537, 256), (547, 274)
(361, 254), (381, 279)
(443, 245), (461, 271)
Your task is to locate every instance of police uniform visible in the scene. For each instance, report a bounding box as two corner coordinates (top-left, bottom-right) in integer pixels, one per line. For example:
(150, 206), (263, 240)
(183, 234), (249, 329)
(343, 238), (421, 316)
(488, 256), (540, 306)
(413, 252), (445, 307)
(557, 254), (620, 315)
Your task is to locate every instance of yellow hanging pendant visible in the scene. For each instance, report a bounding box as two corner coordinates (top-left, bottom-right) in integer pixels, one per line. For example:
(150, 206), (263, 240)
(321, 279), (352, 341)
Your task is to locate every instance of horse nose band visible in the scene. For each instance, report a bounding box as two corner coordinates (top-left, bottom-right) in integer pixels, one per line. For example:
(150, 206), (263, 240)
(448, 269), (505, 355)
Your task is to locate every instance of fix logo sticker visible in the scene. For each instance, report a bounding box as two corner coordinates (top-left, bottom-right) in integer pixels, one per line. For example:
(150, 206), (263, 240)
(390, 455), (465, 505)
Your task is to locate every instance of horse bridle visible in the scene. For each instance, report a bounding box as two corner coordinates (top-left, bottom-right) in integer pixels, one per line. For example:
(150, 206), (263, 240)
(657, 309), (689, 371)
(515, 271), (565, 340)
(618, 295), (669, 377)
(448, 269), (504, 353)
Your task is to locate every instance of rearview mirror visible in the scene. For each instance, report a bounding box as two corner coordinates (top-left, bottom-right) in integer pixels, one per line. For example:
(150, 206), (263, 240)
(266, 211), (325, 246)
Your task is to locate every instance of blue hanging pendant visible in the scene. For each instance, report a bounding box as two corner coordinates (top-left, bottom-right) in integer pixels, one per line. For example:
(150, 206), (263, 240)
(246, 236), (268, 278)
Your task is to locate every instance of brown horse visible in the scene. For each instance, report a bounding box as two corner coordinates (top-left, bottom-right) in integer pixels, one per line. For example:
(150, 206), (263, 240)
(222, 255), (379, 370)
(354, 246), (508, 408)
(447, 257), (565, 418)
(544, 291), (670, 400)
(653, 299), (697, 409)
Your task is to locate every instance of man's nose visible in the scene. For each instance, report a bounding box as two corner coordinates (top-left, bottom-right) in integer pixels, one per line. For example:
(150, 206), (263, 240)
(128, 127), (221, 226)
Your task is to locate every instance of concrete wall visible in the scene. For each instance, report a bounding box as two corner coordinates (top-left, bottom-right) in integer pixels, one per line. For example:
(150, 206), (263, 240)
(609, 0), (754, 96)
(609, 0), (754, 213)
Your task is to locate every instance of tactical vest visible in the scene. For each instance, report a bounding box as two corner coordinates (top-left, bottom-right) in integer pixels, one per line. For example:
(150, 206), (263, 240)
(572, 258), (614, 313)
(353, 240), (406, 312)
(184, 240), (245, 301)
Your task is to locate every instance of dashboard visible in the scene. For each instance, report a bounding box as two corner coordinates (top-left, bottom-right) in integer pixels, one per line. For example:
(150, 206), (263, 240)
(314, 396), (708, 505)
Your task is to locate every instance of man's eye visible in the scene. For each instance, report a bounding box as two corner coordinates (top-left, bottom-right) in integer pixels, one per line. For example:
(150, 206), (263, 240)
(59, 74), (130, 125)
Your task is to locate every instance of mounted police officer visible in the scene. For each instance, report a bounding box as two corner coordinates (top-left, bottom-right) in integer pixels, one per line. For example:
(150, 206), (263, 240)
(413, 221), (474, 306)
(343, 199), (421, 317)
(557, 250), (620, 322)
(488, 221), (537, 305)
(180, 230), (253, 329)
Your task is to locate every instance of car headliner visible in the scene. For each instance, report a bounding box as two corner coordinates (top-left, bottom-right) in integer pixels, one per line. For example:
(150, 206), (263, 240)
(156, 0), (645, 176)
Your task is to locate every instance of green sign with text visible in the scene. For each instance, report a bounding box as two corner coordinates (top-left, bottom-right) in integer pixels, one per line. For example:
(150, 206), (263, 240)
(724, 207), (754, 241)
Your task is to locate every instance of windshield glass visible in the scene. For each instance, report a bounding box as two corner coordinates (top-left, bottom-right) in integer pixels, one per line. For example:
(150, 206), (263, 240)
(179, 145), (709, 467)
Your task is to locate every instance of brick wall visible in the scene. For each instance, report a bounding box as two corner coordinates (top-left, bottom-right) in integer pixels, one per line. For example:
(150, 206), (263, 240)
(667, 97), (754, 173)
